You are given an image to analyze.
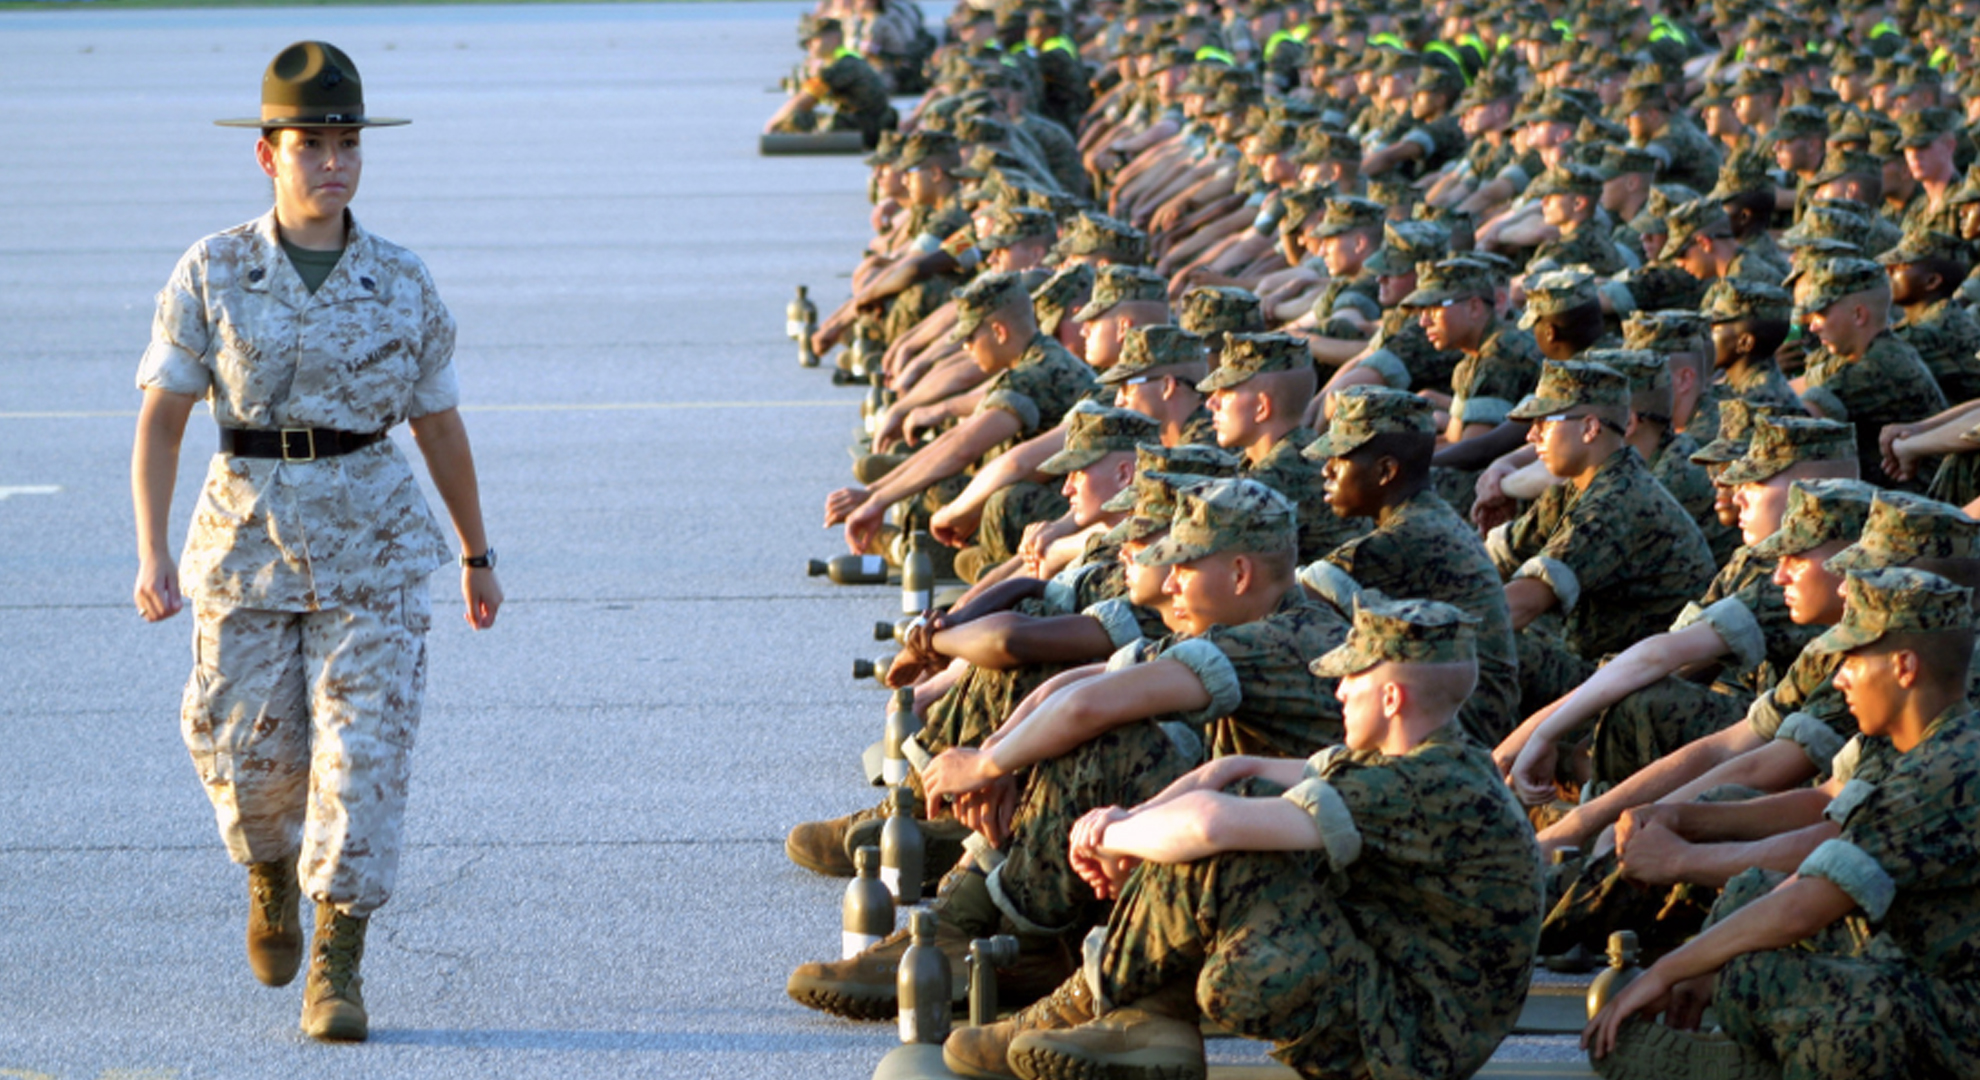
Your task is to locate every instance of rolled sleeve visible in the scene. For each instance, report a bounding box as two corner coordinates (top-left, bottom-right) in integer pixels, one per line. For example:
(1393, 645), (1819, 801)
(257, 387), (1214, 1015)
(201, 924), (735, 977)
(137, 267), (215, 397)
(1400, 128), (1438, 155)
(1798, 384), (1849, 422)
(1083, 598), (1149, 648)
(1798, 837), (1896, 921)
(1514, 554), (1580, 613)
(1359, 347), (1412, 390)
(1297, 559), (1362, 615)
(1456, 394), (1515, 427)
(977, 388), (1043, 433)
(1745, 688), (1788, 740)
(1777, 711), (1847, 772)
(1485, 522), (1518, 576)
(1597, 279), (1637, 318)
(1159, 637), (1243, 726)
(1043, 569), (1081, 614)
(1281, 775), (1364, 871)
(1676, 597), (1766, 673)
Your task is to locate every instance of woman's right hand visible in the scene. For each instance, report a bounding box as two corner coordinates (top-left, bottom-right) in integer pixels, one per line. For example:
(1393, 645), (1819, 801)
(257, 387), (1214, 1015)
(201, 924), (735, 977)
(135, 552), (183, 622)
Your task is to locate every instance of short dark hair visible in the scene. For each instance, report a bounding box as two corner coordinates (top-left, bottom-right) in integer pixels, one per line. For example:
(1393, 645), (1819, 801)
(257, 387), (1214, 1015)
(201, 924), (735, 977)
(1540, 299), (1606, 354)
(1726, 316), (1790, 360)
(1351, 430), (1435, 485)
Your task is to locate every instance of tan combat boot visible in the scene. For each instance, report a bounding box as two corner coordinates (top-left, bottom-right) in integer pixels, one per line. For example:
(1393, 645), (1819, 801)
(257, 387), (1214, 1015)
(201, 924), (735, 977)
(1591, 1017), (1781, 1080)
(245, 856), (302, 987)
(787, 870), (1073, 1021)
(785, 804), (884, 877)
(943, 970), (1095, 1079)
(1007, 981), (1205, 1080)
(300, 902), (369, 1042)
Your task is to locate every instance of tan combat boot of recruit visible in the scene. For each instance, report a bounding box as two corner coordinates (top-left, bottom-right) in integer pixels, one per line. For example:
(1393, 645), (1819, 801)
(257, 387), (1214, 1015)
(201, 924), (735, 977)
(943, 969), (1095, 1079)
(785, 804), (884, 877)
(300, 902), (370, 1042)
(1007, 997), (1207, 1080)
(245, 856), (302, 987)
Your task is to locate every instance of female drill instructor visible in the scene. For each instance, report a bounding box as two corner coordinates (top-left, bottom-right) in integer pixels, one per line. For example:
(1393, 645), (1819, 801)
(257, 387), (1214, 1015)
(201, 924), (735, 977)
(129, 42), (501, 1042)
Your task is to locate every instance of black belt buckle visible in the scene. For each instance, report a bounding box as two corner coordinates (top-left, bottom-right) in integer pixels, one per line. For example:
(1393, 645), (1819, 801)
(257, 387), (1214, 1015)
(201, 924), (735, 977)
(280, 427), (317, 462)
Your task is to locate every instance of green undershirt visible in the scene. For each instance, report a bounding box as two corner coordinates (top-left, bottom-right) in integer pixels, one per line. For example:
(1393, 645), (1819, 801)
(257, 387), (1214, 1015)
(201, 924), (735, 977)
(280, 237), (345, 294)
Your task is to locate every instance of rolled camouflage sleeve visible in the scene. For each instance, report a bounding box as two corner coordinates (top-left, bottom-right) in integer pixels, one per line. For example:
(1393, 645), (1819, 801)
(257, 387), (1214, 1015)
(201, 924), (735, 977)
(137, 248), (216, 397)
(1670, 597), (1766, 673)
(1282, 752), (1363, 871)
(1798, 384), (1849, 422)
(1082, 597), (1149, 649)
(1357, 347), (1412, 390)
(976, 370), (1044, 433)
(1798, 838), (1896, 921)
(1776, 711), (1848, 773)
(1158, 638), (1242, 726)
(1297, 559), (1362, 615)
(406, 266), (460, 418)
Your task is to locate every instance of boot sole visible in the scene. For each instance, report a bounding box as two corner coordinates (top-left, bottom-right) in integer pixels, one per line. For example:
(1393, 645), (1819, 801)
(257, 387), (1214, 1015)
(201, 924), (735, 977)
(1008, 1043), (1206, 1080)
(1590, 1018), (1780, 1080)
(786, 977), (898, 1021)
(301, 1003), (368, 1042)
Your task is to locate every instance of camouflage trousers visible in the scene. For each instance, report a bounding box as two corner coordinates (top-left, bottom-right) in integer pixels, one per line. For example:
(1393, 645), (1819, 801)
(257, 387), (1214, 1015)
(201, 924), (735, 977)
(882, 277), (960, 346)
(1514, 628), (1597, 721)
(1096, 843), (1385, 1077)
(1710, 868), (1976, 1078)
(1587, 675), (1752, 790)
(1431, 465), (1484, 518)
(988, 718), (1199, 935)
(919, 658), (1070, 760)
(955, 481), (1070, 581)
(1098, 816), (1520, 1080)
(895, 473), (972, 539)
(1928, 450), (1980, 509)
(181, 584), (431, 917)
(1537, 784), (1763, 957)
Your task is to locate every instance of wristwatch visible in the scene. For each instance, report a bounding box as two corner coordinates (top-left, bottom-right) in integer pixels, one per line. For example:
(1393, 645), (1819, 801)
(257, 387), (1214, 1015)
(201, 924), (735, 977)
(461, 548), (497, 570)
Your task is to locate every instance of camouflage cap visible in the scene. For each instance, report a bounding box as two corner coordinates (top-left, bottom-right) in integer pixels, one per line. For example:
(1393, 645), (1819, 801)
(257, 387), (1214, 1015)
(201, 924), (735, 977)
(1619, 80), (1674, 115)
(1877, 228), (1971, 268)
(1730, 65), (1783, 99)
(1780, 203), (1872, 251)
(1414, 62), (1466, 98)
(1099, 325), (1209, 384)
(1310, 195), (1389, 239)
(1597, 142), (1663, 180)
(979, 205), (1058, 249)
(952, 272), (1032, 340)
(1719, 415), (1859, 485)
(953, 113), (1014, 146)
(1039, 401), (1165, 475)
(1102, 445), (1243, 525)
(1073, 264), (1169, 321)
(1527, 162), (1607, 199)
(1621, 309), (1710, 354)
(1703, 277), (1795, 324)
(1706, 148), (1775, 201)
(1137, 476), (1297, 566)
(1362, 219), (1451, 276)
(1810, 145), (1884, 188)
(1795, 255), (1889, 316)
(1517, 269), (1599, 328)
(1295, 129), (1361, 165)
(1809, 567), (1975, 654)
(896, 129), (963, 170)
(1663, 198), (1733, 256)
(1690, 399), (1791, 465)
(1948, 161), (1980, 207)
(1051, 211), (1148, 261)
(864, 129), (903, 167)
(1277, 187), (1333, 237)
(1898, 106), (1960, 148)
(1301, 386), (1435, 460)
(801, 15), (844, 40)
(1031, 262), (1096, 336)
(1581, 348), (1669, 394)
(1826, 489), (1980, 572)
(1507, 360), (1631, 419)
(1399, 257), (1497, 308)
(1309, 592), (1480, 676)
(1747, 478), (1878, 560)
(1177, 286), (1266, 335)
(952, 144), (1031, 180)
(1252, 120), (1301, 155)
(1196, 332), (1310, 392)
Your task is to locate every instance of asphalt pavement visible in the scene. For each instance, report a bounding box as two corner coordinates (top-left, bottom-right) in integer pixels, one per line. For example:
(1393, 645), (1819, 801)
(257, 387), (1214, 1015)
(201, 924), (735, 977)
(0, 5), (1580, 1077)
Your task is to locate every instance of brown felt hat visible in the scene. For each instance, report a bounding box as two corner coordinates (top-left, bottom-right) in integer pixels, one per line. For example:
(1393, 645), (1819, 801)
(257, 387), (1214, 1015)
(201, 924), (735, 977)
(216, 41), (408, 129)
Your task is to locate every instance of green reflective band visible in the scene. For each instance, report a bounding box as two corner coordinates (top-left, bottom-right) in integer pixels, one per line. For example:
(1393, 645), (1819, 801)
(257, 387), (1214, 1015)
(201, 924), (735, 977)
(1932, 46), (1953, 70)
(1291, 24), (1311, 40)
(1264, 29), (1295, 59)
(834, 45), (860, 59)
(1424, 40), (1471, 81)
(1869, 20), (1898, 38)
(1368, 32), (1408, 50)
(1195, 45), (1236, 64)
(1043, 35), (1076, 55)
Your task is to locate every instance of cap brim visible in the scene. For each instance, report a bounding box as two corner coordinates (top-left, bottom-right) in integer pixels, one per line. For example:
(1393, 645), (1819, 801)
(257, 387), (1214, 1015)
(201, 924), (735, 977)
(1101, 487), (1140, 513)
(1688, 438), (1749, 464)
(1300, 427), (1370, 461)
(1308, 639), (1380, 678)
(1715, 455), (1788, 486)
(1195, 367), (1250, 393)
(1038, 445), (1108, 475)
(1397, 287), (1458, 308)
(1072, 298), (1115, 322)
(1136, 533), (1213, 567)
(215, 116), (410, 128)
(1807, 620), (1883, 655)
(1505, 394), (1578, 421)
(1821, 543), (1888, 574)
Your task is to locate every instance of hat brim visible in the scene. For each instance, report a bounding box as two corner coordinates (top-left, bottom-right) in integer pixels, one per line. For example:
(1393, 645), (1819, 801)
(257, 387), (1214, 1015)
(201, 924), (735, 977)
(1821, 542), (1890, 574)
(1136, 533), (1215, 567)
(1715, 454), (1791, 486)
(1505, 394), (1581, 421)
(1195, 366), (1255, 393)
(215, 116), (410, 128)
(1039, 445), (1110, 475)
(1688, 438), (1749, 464)
(1300, 427), (1372, 461)
(1397, 286), (1466, 309)
(1308, 639), (1380, 678)
(1807, 620), (1884, 655)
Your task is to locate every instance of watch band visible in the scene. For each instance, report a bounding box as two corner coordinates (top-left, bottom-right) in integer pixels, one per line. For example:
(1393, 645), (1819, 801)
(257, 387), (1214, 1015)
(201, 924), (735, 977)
(461, 547), (496, 570)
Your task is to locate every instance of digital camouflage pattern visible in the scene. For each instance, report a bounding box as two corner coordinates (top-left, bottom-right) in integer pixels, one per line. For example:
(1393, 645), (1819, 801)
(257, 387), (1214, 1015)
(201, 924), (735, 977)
(1799, 330), (1948, 481)
(182, 579), (430, 918)
(1826, 489), (1980, 575)
(1032, 263), (1095, 336)
(1097, 325), (1207, 385)
(1305, 488), (1521, 745)
(138, 211), (458, 612)
(1488, 446), (1717, 663)
(1038, 401), (1163, 475)
(1893, 296), (1980, 405)
(1448, 319), (1543, 430)
(1073, 264), (1169, 322)
(1718, 415), (1858, 486)
(1310, 592), (1478, 674)
(1195, 332), (1311, 393)
(1176, 286), (1266, 336)
(1358, 306), (1463, 394)
(973, 332), (1098, 448)
(1235, 426), (1369, 563)
(1811, 566), (1973, 653)
(1095, 725), (1539, 1080)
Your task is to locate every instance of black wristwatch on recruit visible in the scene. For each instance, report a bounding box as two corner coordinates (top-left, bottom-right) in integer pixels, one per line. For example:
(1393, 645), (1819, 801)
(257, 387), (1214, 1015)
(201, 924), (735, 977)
(461, 548), (497, 570)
